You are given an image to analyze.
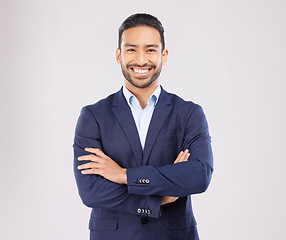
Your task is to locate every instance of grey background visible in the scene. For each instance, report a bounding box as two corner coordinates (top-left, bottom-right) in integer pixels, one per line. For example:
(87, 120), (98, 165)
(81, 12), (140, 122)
(1, 0), (285, 239)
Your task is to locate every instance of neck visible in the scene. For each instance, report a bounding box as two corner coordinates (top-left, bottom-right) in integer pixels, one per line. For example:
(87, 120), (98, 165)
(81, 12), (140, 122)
(125, 80), (159, 109)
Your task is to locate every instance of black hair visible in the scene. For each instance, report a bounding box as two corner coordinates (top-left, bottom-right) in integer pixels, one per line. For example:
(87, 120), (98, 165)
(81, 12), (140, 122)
(118, 13), (165, 51)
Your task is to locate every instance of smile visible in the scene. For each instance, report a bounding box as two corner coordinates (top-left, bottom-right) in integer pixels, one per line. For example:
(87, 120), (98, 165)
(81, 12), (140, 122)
(133, 68), (149, 74)
(130, 66), (153, 77)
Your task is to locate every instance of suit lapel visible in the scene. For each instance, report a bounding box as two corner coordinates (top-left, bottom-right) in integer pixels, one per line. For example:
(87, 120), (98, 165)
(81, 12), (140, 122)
(143, 87), (172, 165)
(112, 88), (142, 167)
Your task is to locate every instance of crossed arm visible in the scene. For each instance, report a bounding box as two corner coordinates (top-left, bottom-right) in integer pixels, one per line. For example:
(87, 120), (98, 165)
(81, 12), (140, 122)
(77, 148), (190, 205)
(74, 105), (213, 216)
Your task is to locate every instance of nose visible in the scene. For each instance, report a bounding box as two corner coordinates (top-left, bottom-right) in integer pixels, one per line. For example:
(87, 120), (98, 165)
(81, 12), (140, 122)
(135, 50), (148, 66)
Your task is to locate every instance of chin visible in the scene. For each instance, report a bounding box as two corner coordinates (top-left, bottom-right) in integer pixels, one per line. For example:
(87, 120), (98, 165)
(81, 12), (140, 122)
(130, 79), (156, 89)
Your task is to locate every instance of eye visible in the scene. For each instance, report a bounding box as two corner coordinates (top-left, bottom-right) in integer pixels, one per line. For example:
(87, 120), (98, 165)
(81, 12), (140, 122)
(127, 48), (136, 52)
(147, 49), (156, 53)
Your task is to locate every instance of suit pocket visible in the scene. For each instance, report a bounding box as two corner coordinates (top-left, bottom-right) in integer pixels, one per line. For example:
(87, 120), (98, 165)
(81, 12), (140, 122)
(168, 214), (197, 230)
(89, 218), (118, 231)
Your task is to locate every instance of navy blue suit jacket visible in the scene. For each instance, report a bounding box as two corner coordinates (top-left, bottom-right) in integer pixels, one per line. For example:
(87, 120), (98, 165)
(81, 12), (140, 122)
(73, 86), (213, 240)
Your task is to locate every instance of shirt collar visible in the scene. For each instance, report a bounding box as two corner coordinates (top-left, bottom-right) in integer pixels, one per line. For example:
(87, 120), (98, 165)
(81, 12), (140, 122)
(123, 85), (161, 107)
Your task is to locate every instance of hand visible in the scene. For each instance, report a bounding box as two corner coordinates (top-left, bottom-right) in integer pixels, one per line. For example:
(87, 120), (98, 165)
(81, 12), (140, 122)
(161, 196), (179, 205)
(174, 149), (190, 164)
(161, 149), (190, 205)
(77, 148), (127, 184)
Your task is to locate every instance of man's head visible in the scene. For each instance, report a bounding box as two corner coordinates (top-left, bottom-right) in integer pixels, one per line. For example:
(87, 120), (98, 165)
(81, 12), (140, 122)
(116, 13), (168, 89)
(118, 13), (165, 52)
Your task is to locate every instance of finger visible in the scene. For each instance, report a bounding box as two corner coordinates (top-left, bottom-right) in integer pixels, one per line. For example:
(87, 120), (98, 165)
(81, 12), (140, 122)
(81, 168), (101, 175)
(84, 148), (100, 154)
(78, 154), (97, 161)
(181, 150), (190, 162)
(186, 153), (190, 161)
(180, 153), (190, 163)
(85, 148), (107, 159)
(174, 152), (184, 164)
(77, 162), (98, 170)
(177, 149), (189, 163)
(174, 151), (184, 164)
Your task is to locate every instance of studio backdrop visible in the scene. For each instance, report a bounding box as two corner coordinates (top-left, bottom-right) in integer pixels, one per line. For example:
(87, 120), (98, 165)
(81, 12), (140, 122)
(0, 1), (285, 239)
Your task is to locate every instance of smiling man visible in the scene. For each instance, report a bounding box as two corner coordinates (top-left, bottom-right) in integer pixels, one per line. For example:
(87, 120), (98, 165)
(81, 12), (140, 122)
(117, 25), (167, 90)
(73, 13), (213, 240)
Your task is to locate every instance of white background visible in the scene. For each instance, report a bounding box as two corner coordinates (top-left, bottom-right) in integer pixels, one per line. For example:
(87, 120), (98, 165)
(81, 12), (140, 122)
(1, 0), (286, 239)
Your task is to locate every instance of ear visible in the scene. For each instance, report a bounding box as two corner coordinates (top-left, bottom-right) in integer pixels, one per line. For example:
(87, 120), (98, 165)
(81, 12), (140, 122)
(162, 49), (168, 65)
(116, 48), (121, 64)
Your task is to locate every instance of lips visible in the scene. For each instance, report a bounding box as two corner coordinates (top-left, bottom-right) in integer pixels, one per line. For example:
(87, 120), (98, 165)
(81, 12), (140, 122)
(130, 66), (153, 78)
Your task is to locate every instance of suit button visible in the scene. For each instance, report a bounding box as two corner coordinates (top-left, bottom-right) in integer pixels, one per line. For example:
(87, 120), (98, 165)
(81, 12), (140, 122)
(139, 179), (143, 184)
(135, 179), (139, 184)
(147, 210), (151, 215)
(137, 208), (142, 214)
(142, 179), (146, 183)
(145, 179), (150, 184)
(141, 217), (149, 224)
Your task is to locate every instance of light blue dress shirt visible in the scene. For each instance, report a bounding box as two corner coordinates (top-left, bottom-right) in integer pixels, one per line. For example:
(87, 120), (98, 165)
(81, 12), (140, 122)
(123, 85), (161, 150)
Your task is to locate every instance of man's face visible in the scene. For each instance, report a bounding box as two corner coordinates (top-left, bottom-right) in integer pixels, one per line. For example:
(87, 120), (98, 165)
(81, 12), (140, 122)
(116, 26), (168, 89)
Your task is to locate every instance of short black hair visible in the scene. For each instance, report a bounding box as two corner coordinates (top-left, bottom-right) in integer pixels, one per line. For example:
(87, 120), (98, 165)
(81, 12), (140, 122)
(118, 13), (165, 51)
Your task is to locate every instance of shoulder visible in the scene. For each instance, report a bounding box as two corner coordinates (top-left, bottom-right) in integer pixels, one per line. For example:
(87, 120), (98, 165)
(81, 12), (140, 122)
(163, 88), (202, 114)
(88, 92), (117, 109)
(163, 89), (209, 129)
(83, 89), (120, 112)
(78, 89), (121, 122)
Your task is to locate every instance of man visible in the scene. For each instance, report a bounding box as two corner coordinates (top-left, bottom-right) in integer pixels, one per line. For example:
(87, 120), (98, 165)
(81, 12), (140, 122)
(73, 13), (213, 240)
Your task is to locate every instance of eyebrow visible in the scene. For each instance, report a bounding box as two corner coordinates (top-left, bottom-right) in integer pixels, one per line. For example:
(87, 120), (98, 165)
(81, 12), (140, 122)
(124, 44), (137, 47)
(146, 44), (160, 48)
(124, 43), (160, 48)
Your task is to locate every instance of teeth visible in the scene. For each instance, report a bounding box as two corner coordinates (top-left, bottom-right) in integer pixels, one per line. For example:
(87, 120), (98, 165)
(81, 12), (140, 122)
(133, 68), (149, 74)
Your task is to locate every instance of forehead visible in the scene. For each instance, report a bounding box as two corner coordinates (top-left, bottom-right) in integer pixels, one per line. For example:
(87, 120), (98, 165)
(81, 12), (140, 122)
(121, 26), (161, 48)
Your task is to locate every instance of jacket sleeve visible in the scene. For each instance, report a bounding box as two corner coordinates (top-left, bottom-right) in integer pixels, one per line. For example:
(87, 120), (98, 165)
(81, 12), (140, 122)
(126, 105), (213, 197)
(73, 106), (162, 218)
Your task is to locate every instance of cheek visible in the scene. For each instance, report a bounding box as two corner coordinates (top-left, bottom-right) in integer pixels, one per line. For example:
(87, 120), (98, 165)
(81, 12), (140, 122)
(151, 55), (162, 65)
(121, 55), (132, 66)
(154, 58), (162, 67)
